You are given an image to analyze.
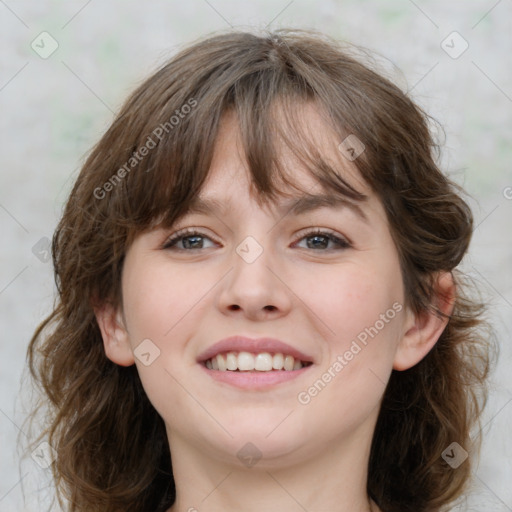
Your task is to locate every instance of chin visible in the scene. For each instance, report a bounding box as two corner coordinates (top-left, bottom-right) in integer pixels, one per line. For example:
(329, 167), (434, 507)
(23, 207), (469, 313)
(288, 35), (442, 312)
(221, 423), (308, 459)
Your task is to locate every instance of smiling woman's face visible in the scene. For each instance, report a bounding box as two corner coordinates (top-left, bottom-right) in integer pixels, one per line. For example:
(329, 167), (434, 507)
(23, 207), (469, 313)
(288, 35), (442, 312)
(98, 106), (424, 470)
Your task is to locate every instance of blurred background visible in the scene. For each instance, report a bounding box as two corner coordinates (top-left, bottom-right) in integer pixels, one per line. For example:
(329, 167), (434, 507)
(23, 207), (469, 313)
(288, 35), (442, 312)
(1, 1), (511, 510)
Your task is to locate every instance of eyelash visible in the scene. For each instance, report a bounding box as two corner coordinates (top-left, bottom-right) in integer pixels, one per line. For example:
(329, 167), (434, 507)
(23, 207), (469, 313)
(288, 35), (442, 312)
(162, 227), (352, 252)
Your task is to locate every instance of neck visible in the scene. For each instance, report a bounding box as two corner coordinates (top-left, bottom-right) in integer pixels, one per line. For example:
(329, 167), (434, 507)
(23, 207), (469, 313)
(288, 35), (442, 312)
(166, 425), (381, 512)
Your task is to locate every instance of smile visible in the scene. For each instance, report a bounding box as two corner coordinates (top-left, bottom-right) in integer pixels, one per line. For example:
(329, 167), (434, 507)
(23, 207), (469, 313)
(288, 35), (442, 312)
(204, 351), (313, 371)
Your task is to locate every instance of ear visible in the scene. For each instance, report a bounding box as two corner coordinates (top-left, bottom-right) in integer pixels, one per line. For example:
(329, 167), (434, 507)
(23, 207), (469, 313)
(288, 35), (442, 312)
(393, 272), (455, 371)
(94, 302), (135, 366)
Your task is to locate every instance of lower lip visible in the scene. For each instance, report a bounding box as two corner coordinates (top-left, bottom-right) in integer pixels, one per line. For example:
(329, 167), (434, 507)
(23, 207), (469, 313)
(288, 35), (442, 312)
(199, 364), (313, 389)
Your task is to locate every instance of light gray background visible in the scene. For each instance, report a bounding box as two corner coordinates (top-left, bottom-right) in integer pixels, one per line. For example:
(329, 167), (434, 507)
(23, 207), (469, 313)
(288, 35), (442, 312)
(1, 1), (511, 510)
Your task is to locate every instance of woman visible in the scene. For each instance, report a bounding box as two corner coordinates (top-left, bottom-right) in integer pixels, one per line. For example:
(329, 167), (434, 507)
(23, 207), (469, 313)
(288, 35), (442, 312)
(27, 28), (493, 512)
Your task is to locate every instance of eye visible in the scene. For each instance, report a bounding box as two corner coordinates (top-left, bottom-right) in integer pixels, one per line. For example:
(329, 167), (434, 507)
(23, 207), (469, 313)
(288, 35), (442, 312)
(162, 228), (218, 251)
(293, 229), (351, 251)
(162, 227), (351, 252)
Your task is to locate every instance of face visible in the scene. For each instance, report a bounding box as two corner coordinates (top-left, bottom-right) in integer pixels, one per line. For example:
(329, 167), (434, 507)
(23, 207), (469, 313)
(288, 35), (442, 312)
(101, 106), (419, 469)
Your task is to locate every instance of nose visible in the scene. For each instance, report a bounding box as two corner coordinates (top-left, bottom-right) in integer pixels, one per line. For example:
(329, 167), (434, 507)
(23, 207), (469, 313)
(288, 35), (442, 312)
(216, 238), (293, 322)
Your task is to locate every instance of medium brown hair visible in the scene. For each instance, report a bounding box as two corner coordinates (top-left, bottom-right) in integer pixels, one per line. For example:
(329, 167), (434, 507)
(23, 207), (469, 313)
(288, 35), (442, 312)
(26, 28), (494, 512)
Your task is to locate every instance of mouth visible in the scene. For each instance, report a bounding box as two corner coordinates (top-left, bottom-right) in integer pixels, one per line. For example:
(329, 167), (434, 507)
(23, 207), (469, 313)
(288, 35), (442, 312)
(197, 336), (315, 389)
(203, 351), (313, 372)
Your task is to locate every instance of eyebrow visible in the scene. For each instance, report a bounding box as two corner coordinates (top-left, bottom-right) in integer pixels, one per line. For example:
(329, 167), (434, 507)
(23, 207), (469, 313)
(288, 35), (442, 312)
(184, 193), (369, 222)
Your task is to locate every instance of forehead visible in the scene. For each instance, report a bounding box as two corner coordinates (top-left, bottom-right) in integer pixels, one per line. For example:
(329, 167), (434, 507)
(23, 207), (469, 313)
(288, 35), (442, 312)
(157, 101), (393, 246)
(202, 104), (371, 206)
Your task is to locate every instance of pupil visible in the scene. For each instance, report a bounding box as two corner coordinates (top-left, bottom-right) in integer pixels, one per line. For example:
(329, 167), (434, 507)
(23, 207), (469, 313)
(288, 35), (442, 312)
(184, 236), (202, 249)
(308, 235), (327, 249)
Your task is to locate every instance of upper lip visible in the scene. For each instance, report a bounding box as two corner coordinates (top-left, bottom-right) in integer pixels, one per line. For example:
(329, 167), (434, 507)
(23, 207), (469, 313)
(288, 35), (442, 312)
(197, 336), (314, 363)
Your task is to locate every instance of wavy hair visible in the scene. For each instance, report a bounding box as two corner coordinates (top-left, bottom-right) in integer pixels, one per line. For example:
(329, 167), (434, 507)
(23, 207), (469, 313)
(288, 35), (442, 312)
(25, 28), (494, 512)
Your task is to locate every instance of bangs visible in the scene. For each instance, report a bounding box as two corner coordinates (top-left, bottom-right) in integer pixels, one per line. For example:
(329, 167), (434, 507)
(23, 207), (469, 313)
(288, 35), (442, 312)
(96, 31), (374, 241)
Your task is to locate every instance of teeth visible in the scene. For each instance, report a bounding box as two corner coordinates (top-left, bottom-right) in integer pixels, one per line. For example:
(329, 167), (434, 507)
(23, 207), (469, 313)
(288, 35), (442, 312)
(284, 355), (294, 371)
(225, 352), (238, 370)
(272, 353), (284, 370)
(255, 353), (273, 371)
(292, 358), (302, 370)
(216, 354), (227, 371)
(238, 351), (255, 371)
(205, 351), (307, 372)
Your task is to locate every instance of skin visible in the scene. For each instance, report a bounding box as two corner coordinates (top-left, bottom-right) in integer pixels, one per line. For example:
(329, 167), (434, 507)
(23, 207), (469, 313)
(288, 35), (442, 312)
(96, 106), (454, 512)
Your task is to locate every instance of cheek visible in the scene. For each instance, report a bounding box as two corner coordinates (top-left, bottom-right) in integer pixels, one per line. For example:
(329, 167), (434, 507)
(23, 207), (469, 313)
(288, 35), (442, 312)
(297, 260), (405, 349)
(121, 258), (211, 342)
(119, 257), (214, 421)
(293, 261), (405, 420)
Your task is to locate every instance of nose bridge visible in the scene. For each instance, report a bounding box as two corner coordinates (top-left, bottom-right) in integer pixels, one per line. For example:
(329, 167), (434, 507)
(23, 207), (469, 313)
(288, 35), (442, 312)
(228, 197), (279, 268)
(216, 229), (292, 318)
(231, 232), (276, 292)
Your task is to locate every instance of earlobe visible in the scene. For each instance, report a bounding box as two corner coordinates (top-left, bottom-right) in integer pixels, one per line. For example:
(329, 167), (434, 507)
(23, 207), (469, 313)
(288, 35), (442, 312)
(94, 303), (135, 367)
(393, 272), (455, 371)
